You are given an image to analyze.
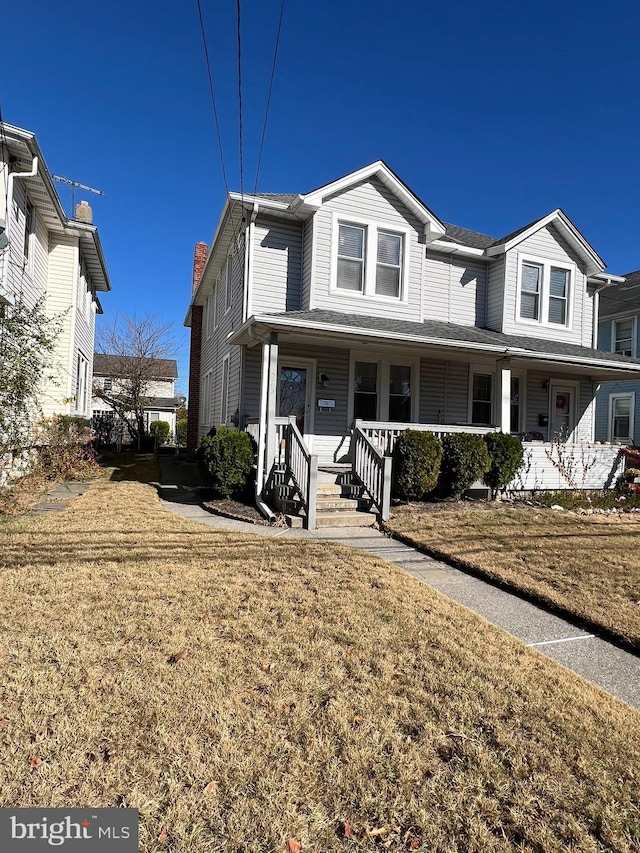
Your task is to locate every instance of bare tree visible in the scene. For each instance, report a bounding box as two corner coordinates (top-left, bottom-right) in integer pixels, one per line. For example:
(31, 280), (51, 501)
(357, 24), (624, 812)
(93, 314), (178, 449)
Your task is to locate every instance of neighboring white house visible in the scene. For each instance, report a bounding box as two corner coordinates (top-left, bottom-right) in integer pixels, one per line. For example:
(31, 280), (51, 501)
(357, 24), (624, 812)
(91, 354), (180, 442)
(595, 269), (640, 445)
(185, 161), (640, 527)
(0, 121), (111, 420)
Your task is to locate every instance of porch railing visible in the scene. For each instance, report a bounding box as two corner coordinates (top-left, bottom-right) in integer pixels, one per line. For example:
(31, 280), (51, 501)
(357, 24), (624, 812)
(352, 424), (392, 521)
(284, 419), (318, 530)
(355, 420), (499, 457)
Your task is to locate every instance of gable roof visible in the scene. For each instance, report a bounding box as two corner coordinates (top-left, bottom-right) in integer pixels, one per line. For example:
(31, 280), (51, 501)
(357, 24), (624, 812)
(485, 208), (605, 275)
(598, 269), (640, 318)
(93, 354), (178, 379)
(440, 223), (498, 250)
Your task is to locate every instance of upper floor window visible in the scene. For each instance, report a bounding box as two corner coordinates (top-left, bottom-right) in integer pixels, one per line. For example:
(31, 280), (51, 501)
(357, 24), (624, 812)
(334, 217), (407, 301)
(517, 254), (573, 328)
(612, 317), (635, 357)
(225, 256), (233, 312)
(609, 392), (634, 443)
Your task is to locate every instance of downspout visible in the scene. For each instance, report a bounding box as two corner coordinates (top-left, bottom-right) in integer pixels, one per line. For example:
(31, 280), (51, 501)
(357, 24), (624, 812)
(248, 323), (276, 522)
(243, 203), (259, 322)
(3, 155), (38, 295)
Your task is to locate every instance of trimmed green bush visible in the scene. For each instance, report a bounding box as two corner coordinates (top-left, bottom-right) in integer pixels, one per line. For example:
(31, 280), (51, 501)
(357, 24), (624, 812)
(176, 418), (188, 447)
(438, 433), (491, 499)
(392, 429), (442, 501)
(149, 420), (171, 445)
(197, 426), (254, 498)
(483, 432), (524, 499)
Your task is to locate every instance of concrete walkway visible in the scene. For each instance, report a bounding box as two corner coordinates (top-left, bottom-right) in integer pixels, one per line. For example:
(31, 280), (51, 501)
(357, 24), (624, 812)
(157, 456), (640, 711)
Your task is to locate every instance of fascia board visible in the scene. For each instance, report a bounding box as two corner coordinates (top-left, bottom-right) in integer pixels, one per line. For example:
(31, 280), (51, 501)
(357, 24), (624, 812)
(429, 240), (487, 258)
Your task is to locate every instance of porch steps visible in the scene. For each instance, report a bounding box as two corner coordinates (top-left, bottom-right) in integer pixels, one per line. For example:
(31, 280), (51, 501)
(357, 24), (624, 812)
(284, 465), (378, 529)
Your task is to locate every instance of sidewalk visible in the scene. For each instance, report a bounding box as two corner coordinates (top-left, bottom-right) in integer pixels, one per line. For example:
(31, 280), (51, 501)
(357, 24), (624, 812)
(158, 455), (640, 711)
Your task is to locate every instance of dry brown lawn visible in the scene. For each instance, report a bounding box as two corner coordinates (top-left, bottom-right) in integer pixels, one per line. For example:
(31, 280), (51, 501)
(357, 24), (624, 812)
(387, 503), (640, 650)
(0, 481), (639, 852)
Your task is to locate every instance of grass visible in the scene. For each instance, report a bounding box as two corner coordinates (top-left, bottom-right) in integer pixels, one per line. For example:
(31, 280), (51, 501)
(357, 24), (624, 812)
(0, 481), (638, 852)
(386, 502), (640, 650)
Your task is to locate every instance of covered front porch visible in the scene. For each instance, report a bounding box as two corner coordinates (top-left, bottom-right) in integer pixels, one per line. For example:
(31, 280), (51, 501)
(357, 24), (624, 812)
(232, 310), (640, 528)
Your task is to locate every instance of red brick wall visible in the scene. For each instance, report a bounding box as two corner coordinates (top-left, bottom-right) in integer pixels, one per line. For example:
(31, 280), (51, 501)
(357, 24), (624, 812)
(187, 242), (208, 452)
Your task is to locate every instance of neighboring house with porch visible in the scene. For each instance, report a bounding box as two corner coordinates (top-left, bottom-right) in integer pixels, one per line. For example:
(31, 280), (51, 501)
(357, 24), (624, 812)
(185, 161), (640, 527)
(0, 121), (111, 421)
(595, 270), (640, 445)
(92, 354), (180, 443)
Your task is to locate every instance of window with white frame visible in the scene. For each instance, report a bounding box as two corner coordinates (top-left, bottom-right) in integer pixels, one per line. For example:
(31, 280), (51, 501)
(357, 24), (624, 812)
(612, 318), (635, 357)
(220, 356), (230, 424)
(200, 371), (212, 425)
(518, 254), (573, 327)
(335, 218), (407, 300)
(510, 376), (521, 433)
(609, 392), (634, 443)
(225, 256), (233, 312)
(471, 372), (493, 425)
(353, 361), (378, 419)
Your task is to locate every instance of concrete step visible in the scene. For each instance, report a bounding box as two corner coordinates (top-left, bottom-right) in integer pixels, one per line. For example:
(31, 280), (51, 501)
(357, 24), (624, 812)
(314, 510), (377, 528)
(316, 496), (360, 511)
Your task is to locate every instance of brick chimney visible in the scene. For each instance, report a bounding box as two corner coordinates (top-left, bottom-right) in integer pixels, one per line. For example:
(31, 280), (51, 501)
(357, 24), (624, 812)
(187, 242), (208, 454)
(192, 241), (208, 293)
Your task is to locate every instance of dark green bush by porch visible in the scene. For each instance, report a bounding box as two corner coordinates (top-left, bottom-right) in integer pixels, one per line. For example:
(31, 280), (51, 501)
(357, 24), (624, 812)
(176, 418), (188, 447)
(482, 432), (524, 499)
(438, 433), (491, 499)
(392, 429), (442, 501)
(197, 426), (254, 498)
(149, 420), (170, 445)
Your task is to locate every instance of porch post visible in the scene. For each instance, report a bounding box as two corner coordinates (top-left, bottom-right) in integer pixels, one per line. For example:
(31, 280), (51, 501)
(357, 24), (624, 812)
(496, 358), (511, 434)
(265, 331), (279, 474)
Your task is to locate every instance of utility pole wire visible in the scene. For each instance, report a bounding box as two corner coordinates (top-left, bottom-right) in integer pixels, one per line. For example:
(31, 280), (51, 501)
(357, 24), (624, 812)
(236, 0), (245, 206)
(253, 0), (286, 195)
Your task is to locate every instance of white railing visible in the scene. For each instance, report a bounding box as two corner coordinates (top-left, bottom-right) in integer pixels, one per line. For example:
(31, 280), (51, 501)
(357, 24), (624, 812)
(246, 416), (292, 468)
(355, 420), (499, 457)
(284, 420), (317, 530)
(352, 425), (392, 521)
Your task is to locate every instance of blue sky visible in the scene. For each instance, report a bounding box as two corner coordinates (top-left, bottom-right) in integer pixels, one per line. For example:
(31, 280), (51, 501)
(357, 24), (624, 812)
(2, 0), (640, 395)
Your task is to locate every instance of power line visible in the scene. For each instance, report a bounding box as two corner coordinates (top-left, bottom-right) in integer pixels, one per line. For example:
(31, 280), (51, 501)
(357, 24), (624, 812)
(196, 0), (230, 198)
(236, 0), (245, 205)
(253, 0), (285, 195)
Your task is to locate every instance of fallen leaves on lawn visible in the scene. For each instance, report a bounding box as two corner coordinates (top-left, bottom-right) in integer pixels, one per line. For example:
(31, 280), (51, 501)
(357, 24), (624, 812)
(203, 780), (218, 796)
(158, 825), (168, 842)
(28, 757), (42, 769)
(287, 840), (302, 853)
(168, 649), (187, 665)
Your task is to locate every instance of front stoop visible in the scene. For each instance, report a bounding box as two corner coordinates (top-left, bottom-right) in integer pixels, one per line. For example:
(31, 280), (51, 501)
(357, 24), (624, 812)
(284, 465), (378, 529)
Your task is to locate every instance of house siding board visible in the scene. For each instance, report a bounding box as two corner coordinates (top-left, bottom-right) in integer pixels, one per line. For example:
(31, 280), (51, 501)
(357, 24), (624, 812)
(502, 223), (587, 344)
(311, 178), (424, 321)
(486, 257), (505, 331)
(443, 361), (469, 423)
(419, 359), (446, 423)
(424, 253), (488, 327)
(41, 234), (76, 415)
(251, 216), (302, 314)
(301, 218), (313, 311)
(594, 378), (640, 444)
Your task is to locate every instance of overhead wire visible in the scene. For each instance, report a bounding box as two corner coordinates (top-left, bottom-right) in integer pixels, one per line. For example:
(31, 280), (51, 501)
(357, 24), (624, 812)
(253, 0), (285, 195)
(236, 0), (245, 208)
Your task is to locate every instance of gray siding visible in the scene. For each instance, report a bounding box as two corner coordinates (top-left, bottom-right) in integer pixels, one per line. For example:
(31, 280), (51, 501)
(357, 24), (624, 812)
(486, 257), (505, 331)
(503, 223), (588, 344)
(595, 379), (640, 444)
(301, 218), (313, 311)
(419, 359), (446, 422)
(311, 178), (425, 321)
(250, 215), (302, 314)
(423, 253), (487, 326)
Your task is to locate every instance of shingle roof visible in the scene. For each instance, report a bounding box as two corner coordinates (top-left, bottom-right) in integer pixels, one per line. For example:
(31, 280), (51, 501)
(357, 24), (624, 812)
(93, 354), (178, 379)
(258, 309), (640, 369)
(252, 192), (299, 204)
(146, 397), (180, 409)
(599, 270), (640, 316)
(441, 223), (497, 250)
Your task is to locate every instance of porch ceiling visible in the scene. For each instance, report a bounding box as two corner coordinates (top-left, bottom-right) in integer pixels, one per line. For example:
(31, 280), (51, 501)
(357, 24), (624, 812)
(230, 309), (640, 380)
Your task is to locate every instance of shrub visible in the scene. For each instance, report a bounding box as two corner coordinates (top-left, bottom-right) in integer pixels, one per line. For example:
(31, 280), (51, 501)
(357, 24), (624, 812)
(176, 418), (188, 447)
(438, 433), (491, 499)
(392, 429), (442, 501)
(149, 420), (171, 445)
(197, 426), (254, 498)
(34, 415), (97, 481)
(482, 432), (524, 499)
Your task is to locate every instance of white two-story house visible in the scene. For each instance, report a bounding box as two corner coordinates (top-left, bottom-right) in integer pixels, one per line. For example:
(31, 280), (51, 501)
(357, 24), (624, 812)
(185, 161), (640, 526)
(0, 121), (111, 421)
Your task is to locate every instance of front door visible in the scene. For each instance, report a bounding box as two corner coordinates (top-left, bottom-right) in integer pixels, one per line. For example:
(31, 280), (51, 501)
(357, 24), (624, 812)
(278, 361), (315, 446)
(550, 385), (575, 441)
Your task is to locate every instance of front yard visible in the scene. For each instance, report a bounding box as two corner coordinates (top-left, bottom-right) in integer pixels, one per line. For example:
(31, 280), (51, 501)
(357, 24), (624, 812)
(0, 478), (639, 852)
(386, 502), (640, 650)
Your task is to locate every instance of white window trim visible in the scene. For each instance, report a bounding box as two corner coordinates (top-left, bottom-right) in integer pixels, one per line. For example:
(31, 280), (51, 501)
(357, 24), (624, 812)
(277, 356), (317, 445)
(611, 316), (636, 358)
(608, 391), (635, 444)
(331, 213), (410, 304)
(74, 351), (89, 417)
(225, 256), (233, 315)
(220, 355), (230, 424)
(348, 350), (419, 424)
(468, 367), (495, 427)
(508, 370), (527, 434)
(200, 370), (212, 426)
(516, 252), (575, 330)
(548, 378), (580, 441)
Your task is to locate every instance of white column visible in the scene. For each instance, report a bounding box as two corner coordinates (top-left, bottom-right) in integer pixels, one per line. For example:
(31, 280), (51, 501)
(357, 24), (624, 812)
(265, 332), (279, 474)
(496, 358), (511, 434)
